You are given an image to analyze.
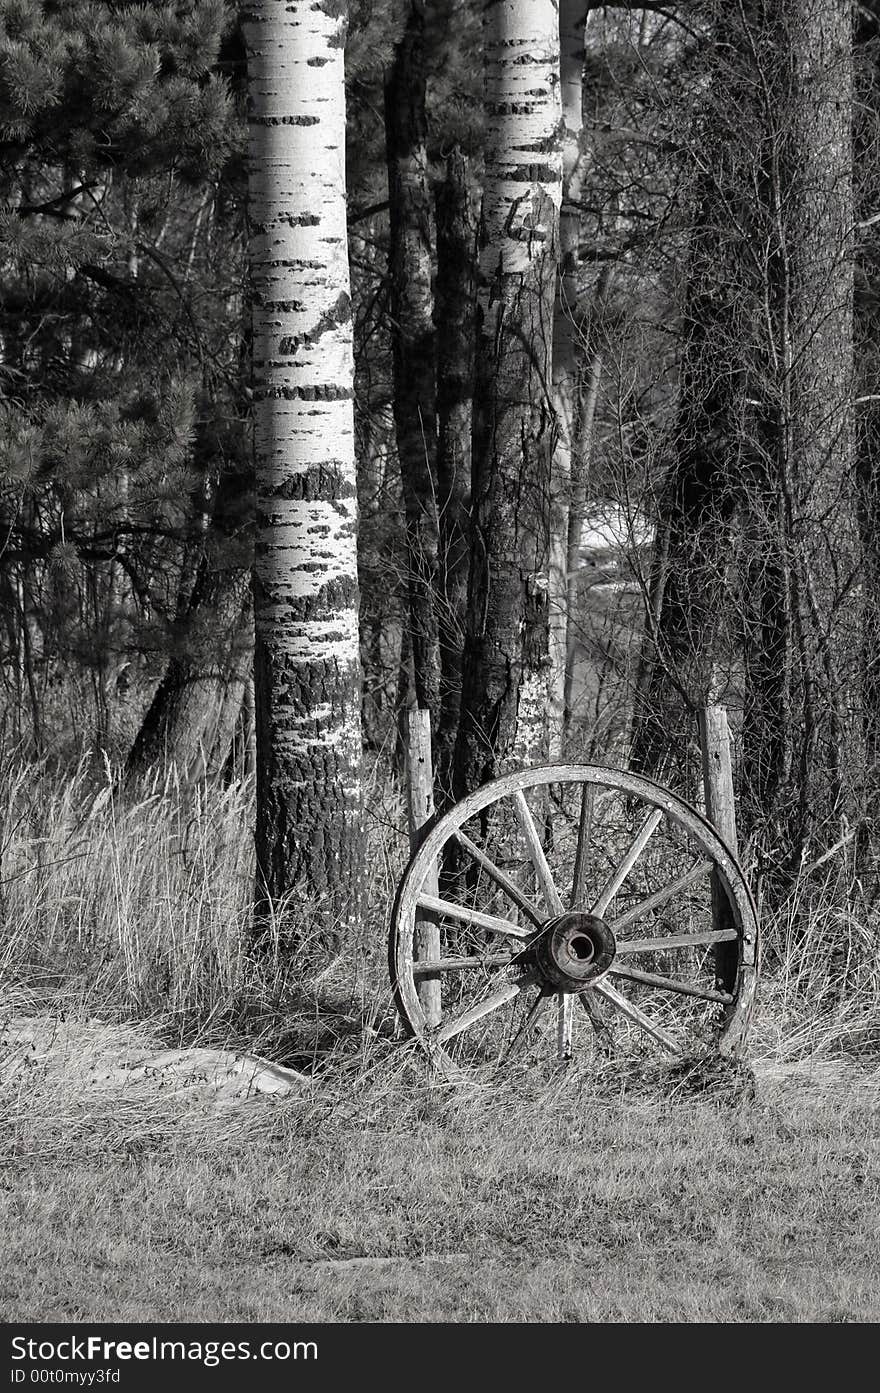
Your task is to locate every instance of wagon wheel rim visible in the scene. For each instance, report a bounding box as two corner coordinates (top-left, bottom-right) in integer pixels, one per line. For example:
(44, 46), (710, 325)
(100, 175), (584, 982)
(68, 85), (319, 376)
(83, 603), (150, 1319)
(389, 764), (759, 1078)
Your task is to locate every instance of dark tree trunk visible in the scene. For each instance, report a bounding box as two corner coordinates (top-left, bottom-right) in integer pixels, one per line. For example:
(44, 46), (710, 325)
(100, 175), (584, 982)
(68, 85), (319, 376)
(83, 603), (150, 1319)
(433, 147), (476, 801)
(739, 0), (856, 877)
(451, 0), (562, 799)
(126, 559), (252, 780)
(855, 4), (880, 808)
(775, 0), (855, 861)
(127, 448), (253, 782)
(563, 264), (616, 731)
(384, 0), (442, 730)
(629, 172), (745, 793)
(632, 1), (855, 879)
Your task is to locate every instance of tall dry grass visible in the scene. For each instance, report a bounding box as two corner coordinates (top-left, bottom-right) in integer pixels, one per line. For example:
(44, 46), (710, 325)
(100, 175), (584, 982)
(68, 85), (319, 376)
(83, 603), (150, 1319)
(0, 753), (878, 1062)
(751, 848), (880, 1060)
(0, 754), (407, 1048)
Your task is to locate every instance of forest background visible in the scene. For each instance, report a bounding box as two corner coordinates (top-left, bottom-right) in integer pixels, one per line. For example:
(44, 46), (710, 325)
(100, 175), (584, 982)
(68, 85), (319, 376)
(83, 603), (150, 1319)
(3, 0), (880, 1326)
(0, 0), (878, 1062)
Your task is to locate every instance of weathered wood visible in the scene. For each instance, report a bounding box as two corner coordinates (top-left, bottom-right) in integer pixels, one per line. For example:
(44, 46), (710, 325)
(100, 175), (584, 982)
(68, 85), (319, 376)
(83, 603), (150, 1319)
(453, 829), (544, 926)
(434, 977), (532, 1044)
(698, 704), (741, 1004)
(412, 953), (516, 975)
(513, 789), (564, 914)
(405, 709), (441, 1025)
(557, 993), (574, 1062)
(615, 928), (738, 954)
(699, 706), (738, 852)
(608, 859), (713, 933)
(607, 964), (734, 1004)
(592, 980), (681, 1054)
(569, 782), (594, 909)
(390, 764), (759, 1074)
(592, 807), (664, 916)
(511, 788), (572, 1061)
(416, 893), (532, 940)
(405, 708), (436, 842)
(578, 989), (614, 1056)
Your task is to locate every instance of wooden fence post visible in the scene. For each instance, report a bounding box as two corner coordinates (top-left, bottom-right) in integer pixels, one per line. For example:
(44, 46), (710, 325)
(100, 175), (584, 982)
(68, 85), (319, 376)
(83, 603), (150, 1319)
(698, 705), (738, 855)
(404, 708), (441, 1027)
(698, 705), (740, 996)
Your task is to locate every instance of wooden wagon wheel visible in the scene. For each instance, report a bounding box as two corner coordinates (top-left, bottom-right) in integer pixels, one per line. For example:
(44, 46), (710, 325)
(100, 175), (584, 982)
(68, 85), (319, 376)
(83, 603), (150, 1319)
(389, 765), (759, 1078)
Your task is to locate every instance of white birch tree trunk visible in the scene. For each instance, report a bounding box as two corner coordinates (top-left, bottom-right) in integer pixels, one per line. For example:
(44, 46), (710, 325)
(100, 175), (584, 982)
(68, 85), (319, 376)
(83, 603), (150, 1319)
(243, 0), (364, 943)
(548, 0), (589, 760)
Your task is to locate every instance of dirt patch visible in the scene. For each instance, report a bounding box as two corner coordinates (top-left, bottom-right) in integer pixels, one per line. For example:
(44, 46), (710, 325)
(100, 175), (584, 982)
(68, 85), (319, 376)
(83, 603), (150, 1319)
(0, 1013), (311, 1107)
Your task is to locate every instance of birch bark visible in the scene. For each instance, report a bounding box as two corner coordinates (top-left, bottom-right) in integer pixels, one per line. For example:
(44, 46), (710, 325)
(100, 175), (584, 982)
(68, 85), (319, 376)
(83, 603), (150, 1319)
(548, 0), (588, 761)
(244, 0), (364, 940)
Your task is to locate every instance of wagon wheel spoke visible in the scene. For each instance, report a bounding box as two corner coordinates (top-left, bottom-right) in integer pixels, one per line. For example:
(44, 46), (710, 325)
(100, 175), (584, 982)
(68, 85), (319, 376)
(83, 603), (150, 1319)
(416, 893), (532, 941)
(512, 789), (564, 914)
(591, 806), (664, 917)
(556, 993), (574, 1061)
(504, 985), (553, 1062)
(569, 782), (594, 910)
(413, 953), (517, 976)
(578, 988), (614, 1057)
(434, 975), (535, 1045)
(592, 979), (681, 1054)
(607, 859), (713, 934)
(453, 829), (544, 927)
(607, 964), (734, 1004)
(615, 927), (737, 955)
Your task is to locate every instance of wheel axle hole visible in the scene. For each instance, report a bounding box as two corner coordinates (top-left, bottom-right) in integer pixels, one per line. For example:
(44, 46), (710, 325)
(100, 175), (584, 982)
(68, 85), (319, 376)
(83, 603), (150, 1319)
(568, 934), (595, 962)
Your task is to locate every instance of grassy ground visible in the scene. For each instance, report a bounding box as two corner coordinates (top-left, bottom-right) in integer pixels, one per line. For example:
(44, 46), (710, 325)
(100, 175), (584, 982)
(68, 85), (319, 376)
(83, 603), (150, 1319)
(1, 760), (879, 1322)
(2, 1036), (879, 1321)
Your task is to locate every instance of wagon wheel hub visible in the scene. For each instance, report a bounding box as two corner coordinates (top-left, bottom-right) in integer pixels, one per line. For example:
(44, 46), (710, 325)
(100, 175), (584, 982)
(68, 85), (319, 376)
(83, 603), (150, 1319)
(532, 911), (616, 992)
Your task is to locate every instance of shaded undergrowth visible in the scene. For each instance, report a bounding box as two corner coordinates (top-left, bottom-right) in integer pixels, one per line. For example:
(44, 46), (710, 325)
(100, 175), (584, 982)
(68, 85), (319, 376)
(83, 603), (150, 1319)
(1, 755), (878, 1071)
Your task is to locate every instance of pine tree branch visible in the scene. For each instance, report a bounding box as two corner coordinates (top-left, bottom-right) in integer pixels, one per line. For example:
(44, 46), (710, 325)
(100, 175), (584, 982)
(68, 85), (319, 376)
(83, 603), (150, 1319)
(16, 185), (99, 218)
(77, 264), (140, 298)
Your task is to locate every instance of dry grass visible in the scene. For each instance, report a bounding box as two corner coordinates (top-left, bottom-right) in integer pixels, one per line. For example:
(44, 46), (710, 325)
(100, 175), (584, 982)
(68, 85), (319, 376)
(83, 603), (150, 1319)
(2, 755), (878, 1061)
(751, 852), (880, 1062)
(2, 1030), (879, 1321)
(1, 757), (880, 1321)
(0, 755), (406, 1046)
(1, 758), (256, 1022)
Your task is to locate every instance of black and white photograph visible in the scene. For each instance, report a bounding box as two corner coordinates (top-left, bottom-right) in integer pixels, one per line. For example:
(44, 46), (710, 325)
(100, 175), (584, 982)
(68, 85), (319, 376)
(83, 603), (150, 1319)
(1, 0), (878, 1341)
